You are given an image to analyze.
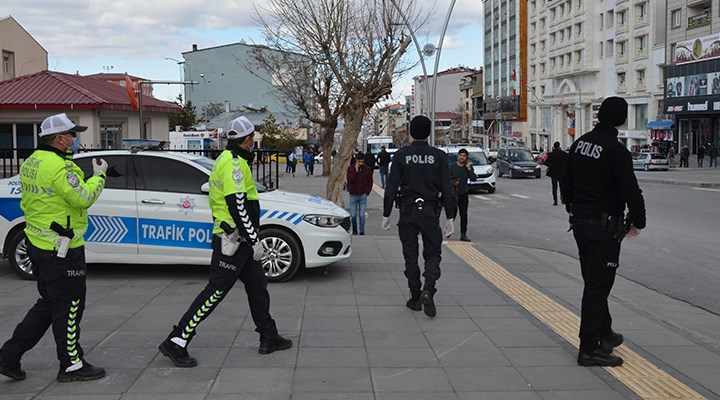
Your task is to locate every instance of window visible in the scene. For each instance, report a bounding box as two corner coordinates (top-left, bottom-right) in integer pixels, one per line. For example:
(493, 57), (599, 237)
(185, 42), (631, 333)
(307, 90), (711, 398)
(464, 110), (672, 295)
(618, 72), (626, 85)
(637, 69), (646, 84)
(671, 9), (681, 28)
(135, 156), (209, 194)
(607, 11), (614, 27)
(637, 2), (646, 18)
(600, 13), (604, 30)
(576, 23), (583, 36)
(576, 50), (583, 63)
(618, 10), (627, 26)
(16, 124), (35, 159)
(599, 42), (604, 58)
(75, 156), (132, 190)
(635, 104), (648, 129)
(607, 39), (614, 56)
(618, 41), (627, 55)
(540, 63), (546, 74)
(100, 123), (123, 149)
(637, 35), (647, 52)
(2, 51), (14, 80)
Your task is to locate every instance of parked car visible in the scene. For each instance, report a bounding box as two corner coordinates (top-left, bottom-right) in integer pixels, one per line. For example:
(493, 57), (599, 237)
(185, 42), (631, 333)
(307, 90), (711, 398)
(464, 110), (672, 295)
(487, 148), (498, 163)
(496, 147), (542, 178)
(439, 147), (497, 193)
(632, 152), (669, 171)
(0, 150), (352, 282)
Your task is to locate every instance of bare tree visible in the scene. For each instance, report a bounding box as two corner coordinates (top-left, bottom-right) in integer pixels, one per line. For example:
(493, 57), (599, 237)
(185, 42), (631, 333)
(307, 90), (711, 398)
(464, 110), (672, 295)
(255, 0), (426, 205)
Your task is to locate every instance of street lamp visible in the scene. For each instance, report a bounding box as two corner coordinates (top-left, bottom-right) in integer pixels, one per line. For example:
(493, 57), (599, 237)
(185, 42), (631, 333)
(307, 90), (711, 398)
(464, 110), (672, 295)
(164, 57), (185, 80)
(390, 0), (457, 146)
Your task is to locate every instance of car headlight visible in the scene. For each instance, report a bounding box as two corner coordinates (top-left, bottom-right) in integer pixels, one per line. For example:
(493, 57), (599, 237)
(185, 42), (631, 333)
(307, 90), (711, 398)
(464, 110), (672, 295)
(513, 165), (522, 169)
(488, 167), (494, 175)
(303, 214), (344, 228)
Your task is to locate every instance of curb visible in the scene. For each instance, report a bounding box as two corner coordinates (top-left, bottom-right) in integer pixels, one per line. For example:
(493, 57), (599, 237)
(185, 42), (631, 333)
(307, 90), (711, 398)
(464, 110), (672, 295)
(637, 177), (720, 188)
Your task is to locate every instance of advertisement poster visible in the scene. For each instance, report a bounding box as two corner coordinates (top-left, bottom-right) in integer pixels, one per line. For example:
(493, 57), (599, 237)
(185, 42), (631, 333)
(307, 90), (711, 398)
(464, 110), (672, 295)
(675, 33), (720, 65)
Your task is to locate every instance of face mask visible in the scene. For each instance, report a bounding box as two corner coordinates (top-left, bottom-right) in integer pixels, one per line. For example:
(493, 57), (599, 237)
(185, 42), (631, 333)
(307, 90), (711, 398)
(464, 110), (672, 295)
(67, 135), (81, 153)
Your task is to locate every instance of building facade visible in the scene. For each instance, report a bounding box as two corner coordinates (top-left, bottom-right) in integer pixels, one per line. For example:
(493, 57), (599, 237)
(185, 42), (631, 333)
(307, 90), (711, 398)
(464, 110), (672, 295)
(0, 16), (47, 82)
(182, 42), (298, 125)
(459, 70), (486, 146)
(527, 0), (663, 151)
(483, 0), (529, 148)
(663, 0), (720, 156)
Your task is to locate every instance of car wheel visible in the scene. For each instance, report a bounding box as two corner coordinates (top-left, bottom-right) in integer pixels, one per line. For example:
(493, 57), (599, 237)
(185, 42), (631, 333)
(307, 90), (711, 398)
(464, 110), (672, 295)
(487, 187), (496, 194)
(8, 229), (35, 280)
(509, 169), (515, 179)
(259, 228), (302, 283)
(644, 164), (649, 171)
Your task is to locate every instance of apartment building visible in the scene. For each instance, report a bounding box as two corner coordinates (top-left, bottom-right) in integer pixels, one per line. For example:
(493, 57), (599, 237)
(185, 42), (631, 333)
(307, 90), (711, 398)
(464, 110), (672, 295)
(0, 16), (47, 82)
(663, 0), (720, 155)
(483, 0), (529, 148)
(527, 0), (663, 151)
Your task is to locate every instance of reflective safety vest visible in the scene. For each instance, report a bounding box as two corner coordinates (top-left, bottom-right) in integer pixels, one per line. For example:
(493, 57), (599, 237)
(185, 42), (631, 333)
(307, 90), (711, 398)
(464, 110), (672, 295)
(20, 148), (106, 251)
(209, 149), (259, 235)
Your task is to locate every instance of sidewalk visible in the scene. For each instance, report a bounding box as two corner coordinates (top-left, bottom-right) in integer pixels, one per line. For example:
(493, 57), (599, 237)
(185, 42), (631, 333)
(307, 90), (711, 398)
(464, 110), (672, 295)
(635, 157), (720, 188)
(0, 172), (719, 399)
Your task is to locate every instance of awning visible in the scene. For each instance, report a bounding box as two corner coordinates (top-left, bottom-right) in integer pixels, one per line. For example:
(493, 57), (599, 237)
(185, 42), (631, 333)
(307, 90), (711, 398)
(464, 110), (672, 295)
(646, 121), (674, 130)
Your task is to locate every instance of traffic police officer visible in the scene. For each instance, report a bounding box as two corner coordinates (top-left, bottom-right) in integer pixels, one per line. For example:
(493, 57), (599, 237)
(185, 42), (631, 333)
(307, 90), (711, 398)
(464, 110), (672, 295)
(159, 116), (292, 367)
(560, 97), (646, 367)
(382, 115), (456, 317)
(0, 113), (108, 382)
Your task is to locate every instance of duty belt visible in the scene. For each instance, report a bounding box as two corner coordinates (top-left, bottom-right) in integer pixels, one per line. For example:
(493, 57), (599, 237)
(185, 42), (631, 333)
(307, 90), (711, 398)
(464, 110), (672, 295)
(572, 218), (604, 226)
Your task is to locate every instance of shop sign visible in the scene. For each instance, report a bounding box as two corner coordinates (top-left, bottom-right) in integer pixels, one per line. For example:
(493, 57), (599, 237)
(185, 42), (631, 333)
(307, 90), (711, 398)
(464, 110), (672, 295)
(687, 8), (711, 29)
(675, 32), (720, 65)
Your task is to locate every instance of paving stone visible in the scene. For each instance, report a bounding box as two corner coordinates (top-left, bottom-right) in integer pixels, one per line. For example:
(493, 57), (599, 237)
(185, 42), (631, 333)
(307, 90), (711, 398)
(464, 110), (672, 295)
(210, 368), (293, 395)
(367, 347), (440, 368)
(292, 368), (372, 392)
(41, 368), (143, 396)
(126, 367), (219, 394)
(444, 366), (531, 392)
(371, 367), (453, 393)
(297, 347), (368, 368)
(517, 366), (611, 391)
(299, 330), (365, 348)
(434, 346), (511, 367)
(363, 331), (430, 348)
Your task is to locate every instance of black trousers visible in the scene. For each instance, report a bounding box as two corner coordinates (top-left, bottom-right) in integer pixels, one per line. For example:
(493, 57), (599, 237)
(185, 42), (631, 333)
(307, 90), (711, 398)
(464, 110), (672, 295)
(171, 235), (278, 344)
(572, 223), (621, 352)
(0, 243), (87, 370)
(550, 177), (560, 204)
(457, 192), (469, 236)
(398, 204), (443, 296)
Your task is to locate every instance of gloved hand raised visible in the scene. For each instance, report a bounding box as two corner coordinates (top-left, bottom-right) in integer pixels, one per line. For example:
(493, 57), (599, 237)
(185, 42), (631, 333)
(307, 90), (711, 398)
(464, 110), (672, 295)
(252, 242), (265, 261)
(92, 158), (108, 177)
(381, 217), (391, 230)
(443, 218), (455, 238)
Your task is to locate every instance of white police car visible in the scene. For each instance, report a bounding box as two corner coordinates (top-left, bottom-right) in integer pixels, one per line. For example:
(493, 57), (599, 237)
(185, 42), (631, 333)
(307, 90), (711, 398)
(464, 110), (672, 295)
(0, 151), (352, 282)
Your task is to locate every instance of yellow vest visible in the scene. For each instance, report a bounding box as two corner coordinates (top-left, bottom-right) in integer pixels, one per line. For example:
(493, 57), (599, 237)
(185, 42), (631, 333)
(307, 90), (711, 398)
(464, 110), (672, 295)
(209, 150), (259, 235)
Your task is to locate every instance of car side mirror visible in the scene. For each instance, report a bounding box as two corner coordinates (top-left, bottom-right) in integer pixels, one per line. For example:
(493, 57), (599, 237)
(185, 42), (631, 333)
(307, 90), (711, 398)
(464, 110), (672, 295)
(201, 182), (210, 194)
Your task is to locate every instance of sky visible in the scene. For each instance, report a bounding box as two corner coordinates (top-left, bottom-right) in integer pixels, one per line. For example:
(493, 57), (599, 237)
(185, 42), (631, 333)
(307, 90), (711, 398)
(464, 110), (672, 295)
(3, 0), (484, 106)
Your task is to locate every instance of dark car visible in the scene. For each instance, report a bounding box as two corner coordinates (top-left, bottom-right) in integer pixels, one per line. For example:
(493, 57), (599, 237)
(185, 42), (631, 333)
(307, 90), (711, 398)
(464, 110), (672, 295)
(496, 147), (542, 179)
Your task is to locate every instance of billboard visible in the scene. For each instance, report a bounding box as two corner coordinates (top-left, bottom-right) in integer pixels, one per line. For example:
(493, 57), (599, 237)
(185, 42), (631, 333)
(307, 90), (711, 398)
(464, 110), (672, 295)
(675, 33), (720, 65)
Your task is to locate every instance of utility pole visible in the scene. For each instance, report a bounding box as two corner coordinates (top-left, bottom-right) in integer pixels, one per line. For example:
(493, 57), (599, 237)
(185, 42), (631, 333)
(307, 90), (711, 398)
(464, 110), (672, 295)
(137, 80), (198, 139)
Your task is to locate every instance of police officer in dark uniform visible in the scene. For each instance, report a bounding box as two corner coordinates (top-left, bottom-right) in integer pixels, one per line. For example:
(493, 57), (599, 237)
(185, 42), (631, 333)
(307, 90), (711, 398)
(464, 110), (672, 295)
(382, 115), (456, 318)
(560, 97), (646, 367)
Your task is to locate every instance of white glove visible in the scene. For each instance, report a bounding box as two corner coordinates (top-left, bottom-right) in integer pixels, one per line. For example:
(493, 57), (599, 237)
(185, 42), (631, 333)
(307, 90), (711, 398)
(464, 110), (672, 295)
(381, 217), (391, 230)
(252, 242), (265, 261)
(92, 158), (108, 177)
(444, 218), (455, 238)
(625, 226), (642, 240)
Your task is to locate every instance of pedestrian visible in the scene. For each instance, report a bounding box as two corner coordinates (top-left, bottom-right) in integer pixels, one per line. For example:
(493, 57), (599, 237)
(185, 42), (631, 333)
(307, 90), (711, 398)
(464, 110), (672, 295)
(309, 149), (317, 175)
(560, 97), (646, 367)
(382, 115), (456, 318)
(377, 146), (392, 189)
(0, 113), (108, 382)
(347, 152), (373, 235)
(680, 145), (689, 168)
(288, 151), (297, 177)
(303, 148), (313, 176)
(365, 151), (376, 170)
(285, 150), (292, 173)
(158, 116), (292, 368)
(697, 145), (705, 167)
(667, 145), (675, 168)
(709, 144), (718, 168)
(449, 148), (477, 242)
(544, 141), (568, 206)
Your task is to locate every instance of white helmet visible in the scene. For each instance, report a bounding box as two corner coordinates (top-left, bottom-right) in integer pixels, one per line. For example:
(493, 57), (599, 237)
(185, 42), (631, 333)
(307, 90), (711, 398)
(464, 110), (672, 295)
(227, 116), (255, 139)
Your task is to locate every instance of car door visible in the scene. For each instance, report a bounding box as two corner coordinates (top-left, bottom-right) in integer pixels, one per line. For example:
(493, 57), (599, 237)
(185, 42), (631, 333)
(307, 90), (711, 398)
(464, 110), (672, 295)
(133, 153), (214, 260)
(74, 154), (139, 256)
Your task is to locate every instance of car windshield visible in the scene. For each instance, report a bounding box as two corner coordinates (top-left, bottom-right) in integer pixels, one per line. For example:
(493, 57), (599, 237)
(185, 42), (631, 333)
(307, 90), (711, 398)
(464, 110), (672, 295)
(448, 152), (489, 166)
(650, 153), (666, 159)
(509, 150), (534, 161)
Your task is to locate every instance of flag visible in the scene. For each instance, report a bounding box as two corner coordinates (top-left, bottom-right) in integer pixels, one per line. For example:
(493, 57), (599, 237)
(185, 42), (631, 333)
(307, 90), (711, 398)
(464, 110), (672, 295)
(125, 75), (139, 110)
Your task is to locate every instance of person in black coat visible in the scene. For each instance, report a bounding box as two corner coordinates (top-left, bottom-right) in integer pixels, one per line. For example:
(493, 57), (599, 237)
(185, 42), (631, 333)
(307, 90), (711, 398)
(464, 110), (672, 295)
(544, 141), (568, 206)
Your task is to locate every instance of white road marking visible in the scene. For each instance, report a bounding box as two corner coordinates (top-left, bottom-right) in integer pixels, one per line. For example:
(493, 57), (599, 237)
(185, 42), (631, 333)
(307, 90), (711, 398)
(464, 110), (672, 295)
(510, 194), (531, 199)
(692, 187), (720, 192)
(473, 195), (492, 201)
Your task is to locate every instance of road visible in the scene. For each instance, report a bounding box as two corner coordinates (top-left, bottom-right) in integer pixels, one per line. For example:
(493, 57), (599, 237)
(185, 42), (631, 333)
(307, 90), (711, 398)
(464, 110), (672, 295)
(463, 172), (720, 316)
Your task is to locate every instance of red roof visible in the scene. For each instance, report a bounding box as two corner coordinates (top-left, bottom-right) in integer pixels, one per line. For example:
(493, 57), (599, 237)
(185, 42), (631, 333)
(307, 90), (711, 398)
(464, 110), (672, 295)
(0, 70), (179, 113)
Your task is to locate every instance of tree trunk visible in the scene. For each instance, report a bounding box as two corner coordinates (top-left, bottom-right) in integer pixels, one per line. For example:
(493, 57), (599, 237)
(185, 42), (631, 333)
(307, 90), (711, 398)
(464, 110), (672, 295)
(326, 107), (364, 206)
(321, 127), (335, 176)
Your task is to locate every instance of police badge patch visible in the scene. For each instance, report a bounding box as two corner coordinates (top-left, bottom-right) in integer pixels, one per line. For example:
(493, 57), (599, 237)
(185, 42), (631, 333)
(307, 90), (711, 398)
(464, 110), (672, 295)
(67, 173), (80, 187)
(232, 169), (243, 184)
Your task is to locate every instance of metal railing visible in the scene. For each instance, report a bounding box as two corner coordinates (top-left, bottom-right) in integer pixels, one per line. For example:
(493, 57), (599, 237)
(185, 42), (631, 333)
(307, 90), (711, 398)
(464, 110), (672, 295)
(0, 147), (280, 189)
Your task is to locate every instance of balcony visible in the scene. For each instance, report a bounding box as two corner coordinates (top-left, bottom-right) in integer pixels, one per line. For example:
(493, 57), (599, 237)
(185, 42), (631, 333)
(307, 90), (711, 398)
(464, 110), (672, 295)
(617, 52), (629, 64)
(635, 15), (649, 27)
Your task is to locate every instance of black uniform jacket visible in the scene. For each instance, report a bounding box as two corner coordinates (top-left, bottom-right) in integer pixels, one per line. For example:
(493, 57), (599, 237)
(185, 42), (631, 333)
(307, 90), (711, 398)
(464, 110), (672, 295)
(383, 141), (456, 220)
(560, 123), (646, 229)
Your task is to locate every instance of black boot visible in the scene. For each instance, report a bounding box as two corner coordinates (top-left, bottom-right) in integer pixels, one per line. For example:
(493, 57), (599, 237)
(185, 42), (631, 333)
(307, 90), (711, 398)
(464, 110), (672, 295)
(420, 290), (437, 318)
(158, 338), (198, 367)
(56, 362), (106, 382)
(577, 349), (623, 367)
(351, 222), (358, 235)
(406, 291), (421, 311)
(259, 335), (293, 354)
(0, 354), (26, 381)
(600, 332), (624, 353)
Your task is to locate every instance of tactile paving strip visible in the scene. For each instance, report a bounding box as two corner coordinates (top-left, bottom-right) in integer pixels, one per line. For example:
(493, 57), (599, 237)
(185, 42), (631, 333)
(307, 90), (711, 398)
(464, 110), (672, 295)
(447, 242), (706, 400)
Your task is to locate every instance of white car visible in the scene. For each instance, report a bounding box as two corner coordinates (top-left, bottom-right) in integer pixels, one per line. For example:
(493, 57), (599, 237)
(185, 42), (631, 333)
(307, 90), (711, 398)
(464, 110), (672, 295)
(0, 150), (352, 282)
(438, 146), (497, 194)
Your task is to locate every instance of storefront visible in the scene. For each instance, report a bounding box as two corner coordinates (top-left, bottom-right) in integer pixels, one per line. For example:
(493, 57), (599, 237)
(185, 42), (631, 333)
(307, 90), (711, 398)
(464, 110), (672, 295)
(664, 33), (720, 155)
(646, 121), (675, 154)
